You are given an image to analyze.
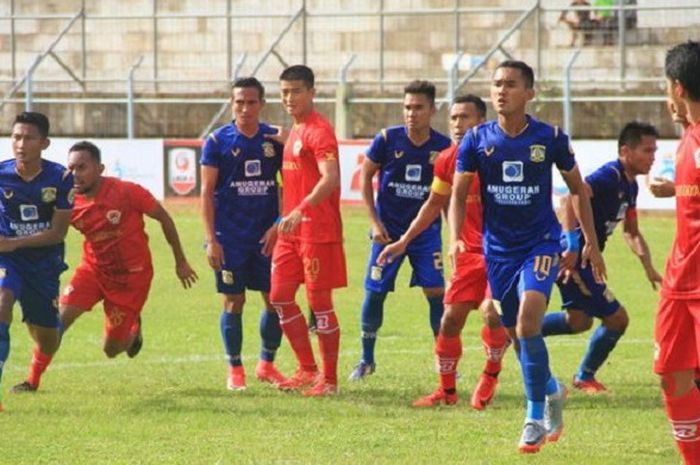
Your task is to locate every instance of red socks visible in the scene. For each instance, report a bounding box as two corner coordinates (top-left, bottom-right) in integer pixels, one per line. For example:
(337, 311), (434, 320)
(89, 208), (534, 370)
(481, 325), (509, 376)
(275, 302), (317, 372)
(435, 334), (462, 392)
(314, 309), (340, 385)
(664, 386), (700, 464)
(27, 348), (53, 388)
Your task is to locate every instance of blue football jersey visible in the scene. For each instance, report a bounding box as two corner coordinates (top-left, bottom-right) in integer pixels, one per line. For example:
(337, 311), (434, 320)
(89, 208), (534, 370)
(457, 116), (576, 260)
(583, 159), (638, 252)
(0, 158), (74, 262)
(201, 122), (283, 247)
(366, 125), (451, 238)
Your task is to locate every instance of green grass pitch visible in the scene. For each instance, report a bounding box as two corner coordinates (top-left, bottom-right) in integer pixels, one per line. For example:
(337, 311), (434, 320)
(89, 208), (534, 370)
(1, 204), (682, 464)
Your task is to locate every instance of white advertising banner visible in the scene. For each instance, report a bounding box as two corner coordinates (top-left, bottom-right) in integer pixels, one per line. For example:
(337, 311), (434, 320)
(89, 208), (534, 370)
(339, 139), (680, 211)
(0, 138), (165, 199)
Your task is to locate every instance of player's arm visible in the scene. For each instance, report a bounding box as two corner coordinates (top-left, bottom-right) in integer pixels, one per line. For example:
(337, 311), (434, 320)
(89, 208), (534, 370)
(622, 209), (662, 289)
(147, 203), (198, 289)
(649, 178), (676, 198)
(448, 171), (473, 270)
(377, 190), (449, 265)
(561, 165), (606, 283)
(259, 173), (282, 257)
(558, 189), (584, 278)
(278, 158), (340, 235)
(201, 165), (224, 270)
(360, 157), (390, 244)
(0, 208), (71, 252)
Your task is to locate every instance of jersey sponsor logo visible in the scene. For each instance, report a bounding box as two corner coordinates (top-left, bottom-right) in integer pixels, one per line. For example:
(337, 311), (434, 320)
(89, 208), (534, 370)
(262, 142), (276, 158)
(231, 148), (241, 157)
(529, 144), (546, 163)
(221, 270), (234, 285)
(676, 184), (700, 197)
(20, 204), (39, 221)
(323, 152), (337, 161)
(394, 150), (404, 159)
(2, 189), (13, 199)
(429, 151), (439, 165)
(405, 164), (422, 182)
(283, 161), (299, 171)
(485, 146), (495, 157)
(106, 209), (122, 225)
(370, 265), (382, 281)
(293, 139), (303, 156)
(168, 147), (197, 196)
(244, 159), (262, 177)
(0, 267), (5, 279)
(502, 161), (523, 182)
(41, 187), (57, 203)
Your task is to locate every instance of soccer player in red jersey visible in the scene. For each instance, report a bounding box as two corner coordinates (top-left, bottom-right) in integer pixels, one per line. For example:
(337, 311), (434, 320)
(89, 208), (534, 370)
(655, 40), (700, 465)
(270, 65), (346, 396)
(378, 95), (510, 409)
(12, 141), (198, 392)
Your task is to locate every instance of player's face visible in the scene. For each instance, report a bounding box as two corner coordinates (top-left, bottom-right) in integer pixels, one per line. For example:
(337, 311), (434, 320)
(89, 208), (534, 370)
(449, 102), (484, 144)
(666, 98), (688, 126)
(280, 80), (315, 120)
(403, 93), (435, 133)
(11, 123), (49, 167)
(68, 150), (104, 195)
(623, 135), (657, 176)
(490, 67), (534, 116)
(231, 86), (263, 127)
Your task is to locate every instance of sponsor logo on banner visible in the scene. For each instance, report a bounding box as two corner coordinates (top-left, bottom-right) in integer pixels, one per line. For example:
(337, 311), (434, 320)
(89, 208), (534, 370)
(168, 147), (196, 196)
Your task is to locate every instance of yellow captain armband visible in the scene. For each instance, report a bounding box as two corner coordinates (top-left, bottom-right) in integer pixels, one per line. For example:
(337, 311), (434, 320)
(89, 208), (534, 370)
(431, 177), (452, 196)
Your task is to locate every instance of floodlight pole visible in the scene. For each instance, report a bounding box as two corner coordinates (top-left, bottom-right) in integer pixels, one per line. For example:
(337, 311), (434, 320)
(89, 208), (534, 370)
(563, 49), (581, 138)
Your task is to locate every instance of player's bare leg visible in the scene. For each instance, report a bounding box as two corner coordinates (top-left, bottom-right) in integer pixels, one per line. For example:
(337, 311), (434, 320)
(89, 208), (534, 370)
(0, 289), (14, 408)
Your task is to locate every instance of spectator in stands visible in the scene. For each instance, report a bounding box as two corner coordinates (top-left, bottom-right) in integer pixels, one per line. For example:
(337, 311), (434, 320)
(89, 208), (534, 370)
(592, 0), (617, 45)
(559, 0), (596, 47)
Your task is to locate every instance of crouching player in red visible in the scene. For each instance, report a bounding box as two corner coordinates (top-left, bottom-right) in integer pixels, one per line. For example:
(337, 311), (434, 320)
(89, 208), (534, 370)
(12, 141), (198, 392)
(271, 65), (347, 396)
(378, 95), (510, 409)
(655, 40), (700, 465)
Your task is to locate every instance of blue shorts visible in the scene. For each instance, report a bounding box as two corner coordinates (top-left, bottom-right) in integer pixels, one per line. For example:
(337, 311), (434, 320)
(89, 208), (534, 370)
(215, 245), (271, 295)
(364, 229), (444, 293)
(557, 260), (620, 318)
(487, 241), (561, 328)
(0, 253), (66, 328)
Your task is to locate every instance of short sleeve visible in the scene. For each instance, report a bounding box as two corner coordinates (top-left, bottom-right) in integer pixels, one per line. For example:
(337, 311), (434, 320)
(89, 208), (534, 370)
(55, 168), (74, 210)
(200, 133), (221, 167)
(127, 182), (158, 214)
(308, 123), (339, 163)
(553, 128), (576, 172)
(456, 129), (478, 173)
(365, 130), (387, 165)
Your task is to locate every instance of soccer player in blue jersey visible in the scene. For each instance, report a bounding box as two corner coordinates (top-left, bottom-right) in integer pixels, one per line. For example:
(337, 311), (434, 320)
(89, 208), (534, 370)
(543, 122), (662, 393)
(201, 77), (286, 391)
(450, 60), (605, 453)
(0, 112), (73, 410)
(349, 80), (452, 381)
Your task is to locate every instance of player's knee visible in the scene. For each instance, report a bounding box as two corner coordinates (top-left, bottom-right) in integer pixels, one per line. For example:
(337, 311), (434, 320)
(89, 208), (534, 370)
(307, 289), (332, 311)
(566, 311), (593, 333)
(103, 340), (127, 358)
(269, 282), (298, 306)
(660, 370), (696, 397)
(604, 307), (629, 333)
(422, 287), (444, 299)
(0, 289), (15, 324)
(223, 294), (245, 313)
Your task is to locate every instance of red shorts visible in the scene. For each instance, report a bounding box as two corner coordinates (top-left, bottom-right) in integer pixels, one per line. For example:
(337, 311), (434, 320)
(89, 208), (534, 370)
(654, 296), (700, 374)
(271, 238), (347, 290)
(60, 263), (153, 342)
(444, 252), (487, 306)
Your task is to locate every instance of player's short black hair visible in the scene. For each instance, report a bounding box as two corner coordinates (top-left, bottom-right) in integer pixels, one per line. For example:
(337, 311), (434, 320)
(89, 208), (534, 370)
(453, 94), (487, 118)
(69, 140), (101, 163)
(13, 111), (50, 138)
(665, 41), (700, 102)
(232, 76), (265, 100)
(618, 122), (659, 152)
(404, 80), (436, 105)
(495, 60), (535, 89)
(279, 65), (315, 89)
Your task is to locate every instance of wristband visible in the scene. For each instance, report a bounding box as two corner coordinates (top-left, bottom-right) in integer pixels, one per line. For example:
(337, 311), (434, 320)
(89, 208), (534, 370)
(564, 230), (580, 252)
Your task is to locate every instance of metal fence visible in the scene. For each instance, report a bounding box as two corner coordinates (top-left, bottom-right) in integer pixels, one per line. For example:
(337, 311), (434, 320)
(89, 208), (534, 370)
(0, 0), (697, 138)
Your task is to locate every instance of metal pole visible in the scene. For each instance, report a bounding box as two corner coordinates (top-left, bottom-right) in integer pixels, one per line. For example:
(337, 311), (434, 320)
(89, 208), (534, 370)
(454, 0), (460, 54)
(81, 0), (86, 80)
(226, 0), (232, 81)
(127, 56), (145, 139)
(152, 0), (158, 88)
(233, 53), (247, 80)
(11, 0), (16, 80)
(618, 0), (626, 88)
(563, 49), (581, 137)
(25, 56), (41, 112)
(447, 51), (463, 105)
(336, 54), (357, 139)
(535, 0), (541, 81)
(379, 0), (384, 92)
(302, 0), (307, 65)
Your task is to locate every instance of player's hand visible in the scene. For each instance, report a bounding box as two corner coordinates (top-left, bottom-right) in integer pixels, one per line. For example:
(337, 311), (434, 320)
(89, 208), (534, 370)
(581, 243), (606, 284)
(448, 240), (466, 271)
(0, 236), (17, 253)
(371, 221), (391, 245)
(176, 260), (198, 289)
(259, 223), (279, 257)
(649, 177), (675, 198)
(278, 209), (302, 235)
(206, 239), (225, 271)
(377, 239), (406, 266)
(558, 250), (578, 284)
(264, 126), (290, 145)
(646, 267), (663, 290)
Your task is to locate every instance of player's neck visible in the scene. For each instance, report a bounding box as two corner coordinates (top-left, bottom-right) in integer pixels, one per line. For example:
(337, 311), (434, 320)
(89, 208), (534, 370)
(406, 127), (431, 146)
(292, 107), (314, 126)
(82, 177), (104, 199)
(497, 113), (529, 137)
(686, 102), (700, 127)
(235, 120), (260, 138)
(15, 158), (42, 181)
(619, 157), (636, 181)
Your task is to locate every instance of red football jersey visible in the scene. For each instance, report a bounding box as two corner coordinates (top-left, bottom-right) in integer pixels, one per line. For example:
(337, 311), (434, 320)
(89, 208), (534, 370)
(282, 110), (343, 243)
(432, 144), (483, 253)
(661, 121), (700, 299)
(71, 177), (157, 275)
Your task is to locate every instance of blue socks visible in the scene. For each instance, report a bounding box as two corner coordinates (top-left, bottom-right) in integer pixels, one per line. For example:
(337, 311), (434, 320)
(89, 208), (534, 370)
(0, 322), (9, 384)
(519, 335), (551, 421)
(542, 312), (573, 336)
(220, 311), (242, 367)
(577, 325), (623, 381)
(426, 295), (444, 338)
(259, 310), (282, 362)
(360, 290), (387, 365)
